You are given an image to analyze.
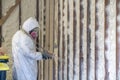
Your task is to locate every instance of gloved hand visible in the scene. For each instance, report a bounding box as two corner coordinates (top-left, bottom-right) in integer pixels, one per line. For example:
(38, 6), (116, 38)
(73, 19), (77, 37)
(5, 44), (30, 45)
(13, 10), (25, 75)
(42, 51), (53, 60)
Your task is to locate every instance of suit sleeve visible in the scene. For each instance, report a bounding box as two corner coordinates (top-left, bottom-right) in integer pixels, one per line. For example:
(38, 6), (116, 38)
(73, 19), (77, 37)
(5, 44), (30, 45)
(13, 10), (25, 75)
(20, 37), (43, 60)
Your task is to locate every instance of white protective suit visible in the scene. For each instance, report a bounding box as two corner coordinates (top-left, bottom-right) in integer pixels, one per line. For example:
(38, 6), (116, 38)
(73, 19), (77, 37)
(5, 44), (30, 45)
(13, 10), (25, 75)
(12, 17), (43, 80)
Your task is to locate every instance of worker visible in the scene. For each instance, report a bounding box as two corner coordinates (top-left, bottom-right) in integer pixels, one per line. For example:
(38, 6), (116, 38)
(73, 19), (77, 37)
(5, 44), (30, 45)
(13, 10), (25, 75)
(12, 17), (53, 80)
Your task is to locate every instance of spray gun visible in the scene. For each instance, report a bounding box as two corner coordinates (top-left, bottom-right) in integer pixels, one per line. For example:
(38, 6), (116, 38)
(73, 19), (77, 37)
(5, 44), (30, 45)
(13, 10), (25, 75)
(36, 43), (55, 60)
(36, 43), (79, 68)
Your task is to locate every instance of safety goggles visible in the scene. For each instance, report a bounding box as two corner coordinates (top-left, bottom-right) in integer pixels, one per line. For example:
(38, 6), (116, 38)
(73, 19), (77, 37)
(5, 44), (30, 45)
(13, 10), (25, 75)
(32, 27), (39, 33)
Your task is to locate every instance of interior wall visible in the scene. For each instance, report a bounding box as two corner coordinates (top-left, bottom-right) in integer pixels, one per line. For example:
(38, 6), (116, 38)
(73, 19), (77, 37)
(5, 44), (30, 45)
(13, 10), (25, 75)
(0, 0), (2, 46)
(0, 0), (119, 80)
(2, 0), (19, 80)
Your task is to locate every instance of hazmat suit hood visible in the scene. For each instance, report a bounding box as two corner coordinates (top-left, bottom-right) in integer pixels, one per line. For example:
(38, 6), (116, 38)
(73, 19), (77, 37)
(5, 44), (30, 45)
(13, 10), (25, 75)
(22, 17), (39, 33)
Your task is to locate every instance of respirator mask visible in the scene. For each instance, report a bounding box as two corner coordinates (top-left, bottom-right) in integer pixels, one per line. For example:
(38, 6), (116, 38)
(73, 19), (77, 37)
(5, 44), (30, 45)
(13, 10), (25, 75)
(29, 27), (39, 39)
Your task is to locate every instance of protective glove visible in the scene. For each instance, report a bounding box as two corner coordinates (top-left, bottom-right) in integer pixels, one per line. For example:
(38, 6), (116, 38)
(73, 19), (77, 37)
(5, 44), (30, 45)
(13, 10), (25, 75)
(42, 51), (53, 60)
